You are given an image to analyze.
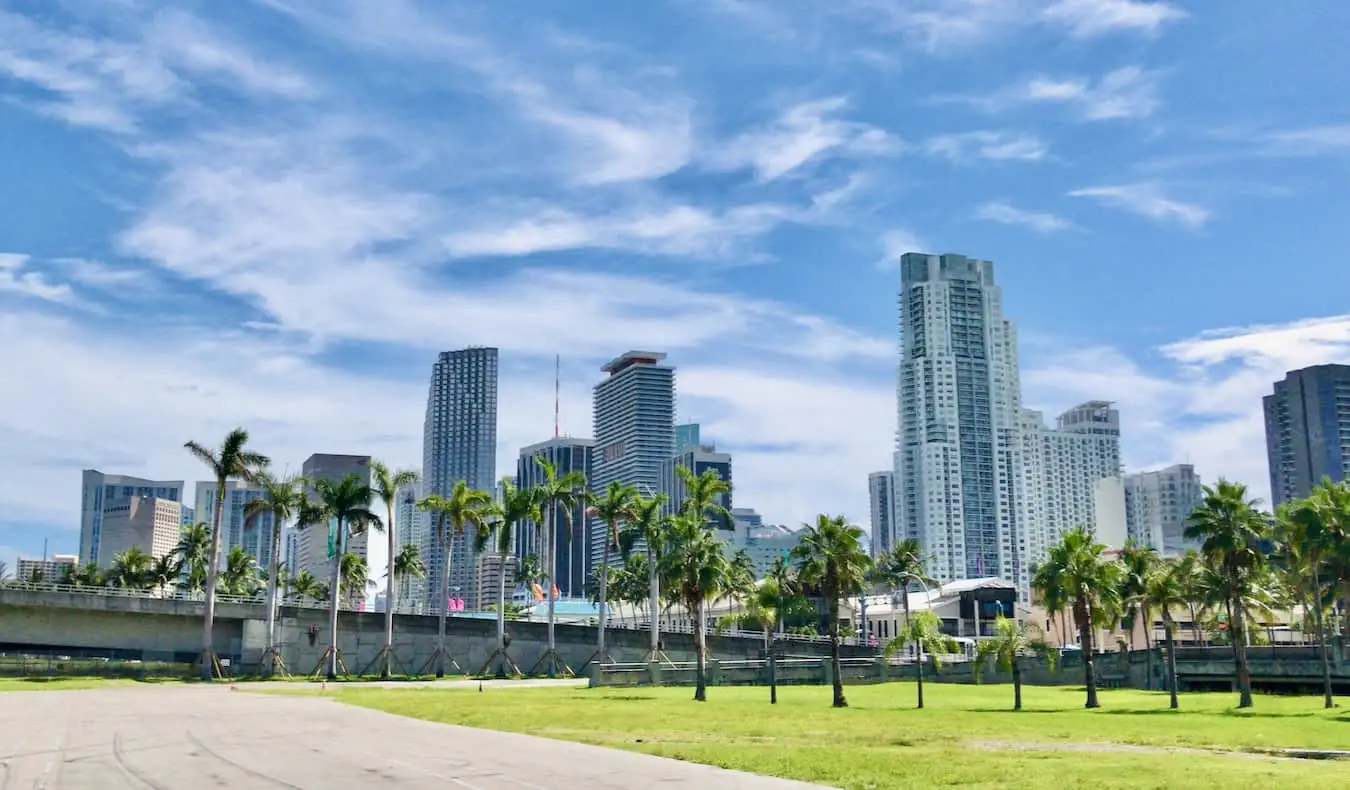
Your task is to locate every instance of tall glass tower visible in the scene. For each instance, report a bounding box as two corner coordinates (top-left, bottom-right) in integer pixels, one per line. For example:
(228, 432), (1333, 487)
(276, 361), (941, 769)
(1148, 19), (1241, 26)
(1264, 364), (1350, 506)
(517, 438), (594, 599)
(422, 347), (498, 610)
(590, 351), (675, 569)
(893, 253), (1024, 591)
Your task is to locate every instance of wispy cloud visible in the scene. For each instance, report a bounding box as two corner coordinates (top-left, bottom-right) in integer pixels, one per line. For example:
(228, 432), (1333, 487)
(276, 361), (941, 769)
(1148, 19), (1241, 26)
(950, 66), (1161, 121)
(925, 130), (1047, 162)
(1041, 0), (1187, 38)
(1069, 182), (1209, 228)
(0, 253), (76, 304)
(976, 201), (1071, 232)
(708, 96), (895, 181)
(876, 229), (929, 270)
(1262, 124), (1350, 157)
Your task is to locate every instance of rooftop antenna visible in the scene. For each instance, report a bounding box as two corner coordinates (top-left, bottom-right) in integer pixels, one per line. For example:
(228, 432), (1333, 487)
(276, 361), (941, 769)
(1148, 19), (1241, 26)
(554, 354), (561, 439)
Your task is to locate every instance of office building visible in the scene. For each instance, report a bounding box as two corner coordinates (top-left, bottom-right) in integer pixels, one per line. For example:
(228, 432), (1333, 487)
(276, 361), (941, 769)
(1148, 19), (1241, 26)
(194, 480), (274, 571)
(180, 504), (195, 529)
(868, 471), (896, 558)
(517, 437), (594, 599)
(296, 454), (373, 593)
(675, 423), (701, 453)
(742, 522), (803, 578)
(1264, 364), (1350, 506)
(80, 471), (183, 565)
(16, 554), (76, 583)
(391, 482), (423, 610)
(422, 347), (498, 610)
(283, 526), (299, 578)
(475, 552), (517, 611)
(1019, 401), (1122, 571)
(659, 443), (732, 522)
(1124, 464), (1204, 555)
(591, 351), (675, 568)
(893, 253), (1024, 588)
(97, 496), (182, 568)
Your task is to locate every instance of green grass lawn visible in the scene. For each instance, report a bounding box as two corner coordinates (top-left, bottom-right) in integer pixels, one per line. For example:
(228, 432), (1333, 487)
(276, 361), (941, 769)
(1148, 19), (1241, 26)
(330, 682), (1350, 789)
(0, 676), (156, 691)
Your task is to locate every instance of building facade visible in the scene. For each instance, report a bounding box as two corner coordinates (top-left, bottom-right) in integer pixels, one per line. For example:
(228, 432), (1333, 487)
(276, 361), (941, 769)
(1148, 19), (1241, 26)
(517, 438), (594, 599)
(80, 471), (183, 565)
(475, 552), (517, 611)
(422, 347), (499, 611)
(867, 471), (896, 558)
(659, 444), (732, 520)
(1264, 364), (1350, 506)
(97, 496), (183, 567)
(16, 554), (76, 583)
(296, 454), (373, 595)
(195, 480), (275, 572)
(392, 482), (423, 610)
(590, 351), (675, 569)
(1123, 464), (1204, 555)
(675, 423), (701, 453)
(1019, 401), (1122, 571)
(893, 253), (1024, 589)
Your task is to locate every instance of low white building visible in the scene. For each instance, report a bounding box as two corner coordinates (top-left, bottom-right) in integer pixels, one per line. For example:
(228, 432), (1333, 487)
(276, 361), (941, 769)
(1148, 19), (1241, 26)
(853, 577), (1024, 647)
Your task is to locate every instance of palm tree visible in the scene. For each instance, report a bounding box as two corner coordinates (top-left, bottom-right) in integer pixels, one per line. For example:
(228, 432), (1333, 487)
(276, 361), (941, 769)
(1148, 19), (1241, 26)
(972, 615), (1055, 710)
(391, 543), (428, 604)
(883, 609), (958, 709)
(529, 458), (588, 676)
(304, 473), (381, 680)
(1276, 479), (1348, 709)
(620, 492), (671, 661)
(340, 551), (375, 606)
(150, 554), (181, 597)
(725, 548), (757, 623)
(676, 466), (732, 527)
(1034, 527), (1122, 709)
(110, 547), (153, 589)
(719, 574), (785, 703)
(417, 480), (492, 678)
(588, 481), (637, 663)
(290, 569), (323, 604)
(220, 546), (262, 597)
(242, 472), (303, 676)
(660, 511), (730, 701)
(175, 521), (212, 593)
(370, 460), (420, 679)
(1145, 557), (1191, 709)
(875, 539), (938, 658)
(74, 561), (104, 587)
(479, 478), (538, 676)
(1119, 540), (1160, 690)
(184, 428), (270, 680)
(792, 514), (872, 708)
(1184, 479), (1271, 708)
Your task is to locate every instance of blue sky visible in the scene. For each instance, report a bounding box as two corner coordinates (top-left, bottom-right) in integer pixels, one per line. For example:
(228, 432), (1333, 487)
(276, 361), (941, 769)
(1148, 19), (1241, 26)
(3, 0), (1350, 570)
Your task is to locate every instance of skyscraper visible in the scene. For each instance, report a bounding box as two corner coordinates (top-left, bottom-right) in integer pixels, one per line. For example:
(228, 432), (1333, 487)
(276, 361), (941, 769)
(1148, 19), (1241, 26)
(1264, 364), (1350, 506)
(393, 482), (422, 610)
(517, 438), (593, 599)
(659, 443), (732, 521)
(675, 423), (701, 453)
(893, 253), (1024, 589)
(97, 496), (182, 569)
(422, 347), (498, 610)
(80, 471), (183, 565)
(1124, 464), (1204, 555)
(296, 454), (373, 590)
(867, 471), (896, 558)
(591, 351), (675, 568)
(1019, 401), (1122, 571)
(195, 479), (273, 570)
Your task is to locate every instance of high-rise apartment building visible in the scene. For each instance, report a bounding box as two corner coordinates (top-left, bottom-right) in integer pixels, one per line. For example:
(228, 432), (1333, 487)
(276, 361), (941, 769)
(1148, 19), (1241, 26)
(1123, 464), (1204, 555)
(659, 443), (732, 521)
(16, 554), (76, 583)
(80, 471), (183, 565)
(475, 552), (516, 611)
(97, 496), (182, 568)
(194, 480), (274, 571)
(422, 347), (498, 611)
(1264, 364), (1350, 506)
(1019, 401), (1122, 571)
(591, 351), (675, 568)
(517, 438), (594, 599)
(296, 454), (373, 596)
(893, 253), (1024, 588)
(868, 471), (896, 558)
(392, 482), (423, 610)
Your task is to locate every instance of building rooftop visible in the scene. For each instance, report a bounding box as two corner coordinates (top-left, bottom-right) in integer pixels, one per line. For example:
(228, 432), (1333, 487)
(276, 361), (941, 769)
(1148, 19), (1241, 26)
(852, 576), (1016, 616)
(601, 350), (668, 375)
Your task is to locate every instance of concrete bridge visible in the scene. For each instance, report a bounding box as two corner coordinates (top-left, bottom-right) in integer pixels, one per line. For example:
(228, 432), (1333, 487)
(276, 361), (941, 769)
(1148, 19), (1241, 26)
(0, 587), (854, 677)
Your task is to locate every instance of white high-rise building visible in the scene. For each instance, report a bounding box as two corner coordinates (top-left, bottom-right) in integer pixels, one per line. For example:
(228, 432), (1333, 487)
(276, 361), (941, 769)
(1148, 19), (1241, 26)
(80, 471), (183, 565)
(1124, 464), (1204, 555)
(1019, 401), (1122, 572)
(194, 480), (274, 571)
(867, 471), (896, 558)
(893, 253), (1024, 589)
(98, 496), (183, 568)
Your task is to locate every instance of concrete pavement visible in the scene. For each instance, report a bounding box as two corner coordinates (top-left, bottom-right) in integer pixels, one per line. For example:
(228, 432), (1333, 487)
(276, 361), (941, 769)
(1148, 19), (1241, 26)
(0, 685), (832, 789)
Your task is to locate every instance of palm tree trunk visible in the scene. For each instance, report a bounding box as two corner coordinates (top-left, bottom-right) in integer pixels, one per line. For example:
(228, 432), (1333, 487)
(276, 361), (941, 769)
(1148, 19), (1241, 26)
(263, 509), (281, 677)
(200, 478), (227, 681)
(1164, 613), (1179, 709)
(495, 542), (508, 675)
(436, 522), (452, 678)
(597, 521), (612, 660)
(1012, 657), (1023, 711)
(1142, 603), (1154, 692)
(1189, 603), (1201, 646)
(383, 500), (397, 679)
(1231, 594), (1253, 708)
(693, 598), (707, 702)
(648, 543), (660, 656)
(546, 501), (557, 669)
(1313, 565), (1334, 709)
(326, 518), (344, 681)
(830, 584), (846, 708)
(1079, 601), (1100, 709)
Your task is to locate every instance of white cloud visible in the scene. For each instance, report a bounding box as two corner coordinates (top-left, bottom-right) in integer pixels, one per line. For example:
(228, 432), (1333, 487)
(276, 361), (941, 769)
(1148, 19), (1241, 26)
(1069, 182), (1209, 228)
(1042, 0), (1187, 38)
(975, 201), (1071, 232)
(1262, 125), (1350, 156)
(0, 253), (76, 304)
(876, 229), (929, 270)
(1024, 315), (1350, 506)
(1022, 66), (1161, 120)
(709, 96), (896, 181)
(925, 130), (1047, 162)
